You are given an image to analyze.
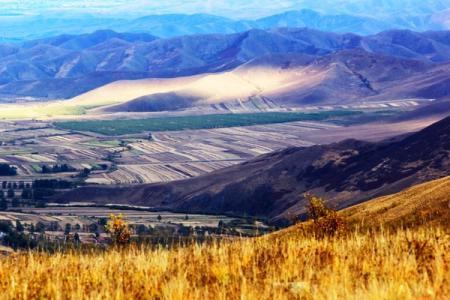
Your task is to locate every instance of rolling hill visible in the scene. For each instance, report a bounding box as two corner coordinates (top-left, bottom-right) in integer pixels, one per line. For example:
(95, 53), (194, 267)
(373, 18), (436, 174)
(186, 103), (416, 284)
(54, 116), (450, 225)
(71, 49), (444, 113)
(343, 175), (450, 227)
(2, 28), (450, 100)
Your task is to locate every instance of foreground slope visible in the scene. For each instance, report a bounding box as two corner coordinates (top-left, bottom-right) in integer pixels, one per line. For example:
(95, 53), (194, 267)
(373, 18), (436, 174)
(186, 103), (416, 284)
(2, 180), (450, 299)
(3, 175), (450, 299)
(1, 227), (448, 299)
(55, 116), (450, 224)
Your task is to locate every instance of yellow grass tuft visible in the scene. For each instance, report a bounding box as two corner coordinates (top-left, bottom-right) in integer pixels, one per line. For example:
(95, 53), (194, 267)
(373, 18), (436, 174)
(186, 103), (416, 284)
(0, 226), (448, 299)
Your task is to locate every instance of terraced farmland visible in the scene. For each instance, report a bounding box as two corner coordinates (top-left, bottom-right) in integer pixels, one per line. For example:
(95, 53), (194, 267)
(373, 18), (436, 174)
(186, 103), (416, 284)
(0, 109), (438, 185)
(0, 117), (338, 184)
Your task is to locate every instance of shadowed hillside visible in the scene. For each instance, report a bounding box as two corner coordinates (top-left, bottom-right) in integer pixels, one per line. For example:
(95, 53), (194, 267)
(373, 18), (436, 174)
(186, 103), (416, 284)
(54, 116), (450, 225)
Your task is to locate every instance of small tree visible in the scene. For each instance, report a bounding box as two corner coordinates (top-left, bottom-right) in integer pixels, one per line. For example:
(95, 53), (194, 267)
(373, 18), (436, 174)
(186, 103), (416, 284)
(306, 193), (330, 221)
(11, 197), (20, 208)
(98, 218), (108, 226)
(15, 220), (24, 232)
(135, 224), (148, 236)
(106, 214), (131, 245)
(88, 223), (98, 233)
(0, 221), (13, 234)
(64, 223), (72, 235)
(21, 188), (32, 199)
(0, 198), (7, 211)
(7, 189), (15, 198)
(305, 193), (347, 238)
(157, 215), (162, 222)
(218, 220), (225, 228)
(35, 222), (46, 233)
(74, 232), (80, 244)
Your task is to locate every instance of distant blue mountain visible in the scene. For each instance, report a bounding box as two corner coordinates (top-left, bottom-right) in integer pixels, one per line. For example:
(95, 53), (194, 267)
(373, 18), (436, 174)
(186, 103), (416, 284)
(1, 8), (449, 42)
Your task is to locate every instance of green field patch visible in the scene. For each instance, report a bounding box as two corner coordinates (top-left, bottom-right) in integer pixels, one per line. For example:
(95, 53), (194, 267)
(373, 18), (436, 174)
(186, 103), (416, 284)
(55, 111), (362, 136)
(83, 140), (123, 148)
(31, 164), (43, 172)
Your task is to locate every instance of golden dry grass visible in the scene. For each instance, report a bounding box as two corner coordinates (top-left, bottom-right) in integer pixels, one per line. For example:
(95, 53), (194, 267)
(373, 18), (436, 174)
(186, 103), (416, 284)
(343, 176), (450, 227)
(1, 178), (450, 299)
(0, 226), (449, 299)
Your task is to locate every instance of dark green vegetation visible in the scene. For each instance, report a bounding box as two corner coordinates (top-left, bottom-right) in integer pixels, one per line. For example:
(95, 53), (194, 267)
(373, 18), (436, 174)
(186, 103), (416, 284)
(40, 164), (76, 174)
(0, 164), (17, 176)
(0, 179), (77, 211)
(54, 111), (362, 135)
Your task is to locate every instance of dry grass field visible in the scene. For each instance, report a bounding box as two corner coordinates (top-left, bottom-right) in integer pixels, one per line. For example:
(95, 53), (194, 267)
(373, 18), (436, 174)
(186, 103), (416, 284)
(343, 175), (450, 227)
(0, 177), (450, 299)
(0, 225), (448, 299)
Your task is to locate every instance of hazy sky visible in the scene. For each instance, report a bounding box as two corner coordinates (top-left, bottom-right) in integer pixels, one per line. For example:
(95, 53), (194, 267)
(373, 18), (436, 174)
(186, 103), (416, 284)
(1, 0), (449, 19)
(1, 0), (296, 18)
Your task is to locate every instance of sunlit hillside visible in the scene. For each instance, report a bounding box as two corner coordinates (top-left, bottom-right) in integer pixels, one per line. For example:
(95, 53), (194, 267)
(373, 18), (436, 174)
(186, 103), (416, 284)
(343, 175), (450, 227)
(0, 65), (310, 119)
(1, 178), (449, 299)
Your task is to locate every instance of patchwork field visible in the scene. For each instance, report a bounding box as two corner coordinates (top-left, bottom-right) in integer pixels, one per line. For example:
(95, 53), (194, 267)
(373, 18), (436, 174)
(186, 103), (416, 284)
(0, 207), (237, 229)
(0, 107), (440, 185)
(0, 115), (340, 184)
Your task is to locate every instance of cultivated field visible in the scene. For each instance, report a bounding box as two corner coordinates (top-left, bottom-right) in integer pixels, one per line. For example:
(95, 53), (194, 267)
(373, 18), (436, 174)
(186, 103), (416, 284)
(0, 117), (338, 185)
(0, 225), (448, 299)
(0, 207), (238, 229)
(0, 107), (441, 185)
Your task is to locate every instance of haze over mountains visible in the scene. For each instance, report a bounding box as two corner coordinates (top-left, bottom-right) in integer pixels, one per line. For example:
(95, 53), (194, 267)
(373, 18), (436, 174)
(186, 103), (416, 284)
(2, 0), (450, 41)
(3, 28), (450, 105)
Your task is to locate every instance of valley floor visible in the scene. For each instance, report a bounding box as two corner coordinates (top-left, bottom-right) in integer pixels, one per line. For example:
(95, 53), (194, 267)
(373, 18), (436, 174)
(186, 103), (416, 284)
(0, 110), (440, 185)
(0, 225), (448, 299)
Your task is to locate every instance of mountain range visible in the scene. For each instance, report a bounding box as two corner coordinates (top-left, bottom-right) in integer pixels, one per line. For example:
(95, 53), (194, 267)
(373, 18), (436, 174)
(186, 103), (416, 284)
(2, 3), (450, 42)
(55, 116), (450, 225)
(3, 28), (450, 102)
